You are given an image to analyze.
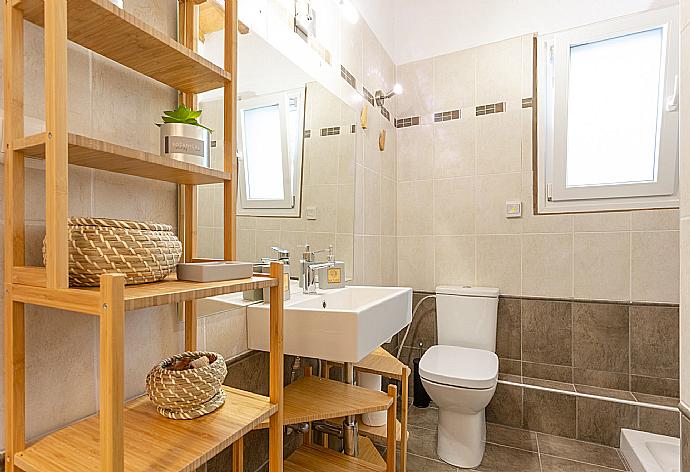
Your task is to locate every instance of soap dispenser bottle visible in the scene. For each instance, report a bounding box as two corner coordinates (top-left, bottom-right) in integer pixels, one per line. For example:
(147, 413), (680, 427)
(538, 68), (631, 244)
(318, 246), (346, 290)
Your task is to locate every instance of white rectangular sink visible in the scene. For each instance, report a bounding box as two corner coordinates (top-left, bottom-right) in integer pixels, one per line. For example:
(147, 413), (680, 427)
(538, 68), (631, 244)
(247, 285), (412, 363)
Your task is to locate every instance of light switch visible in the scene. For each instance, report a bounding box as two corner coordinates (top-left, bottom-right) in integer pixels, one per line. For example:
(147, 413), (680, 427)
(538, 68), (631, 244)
(305, 206), (317, 220)
(506, 200), (522, 218)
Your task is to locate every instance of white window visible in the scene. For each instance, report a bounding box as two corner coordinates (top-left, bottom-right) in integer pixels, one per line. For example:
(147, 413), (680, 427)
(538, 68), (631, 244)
(537, 7), (679, 213)
(237, 88), (305, 217)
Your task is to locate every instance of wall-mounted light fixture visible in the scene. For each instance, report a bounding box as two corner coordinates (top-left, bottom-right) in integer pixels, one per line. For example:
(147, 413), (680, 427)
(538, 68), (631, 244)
(375, 83), (403, 107)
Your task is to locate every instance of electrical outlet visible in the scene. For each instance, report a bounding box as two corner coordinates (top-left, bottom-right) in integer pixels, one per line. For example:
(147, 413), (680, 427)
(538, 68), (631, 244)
(305, 206), (317, 220)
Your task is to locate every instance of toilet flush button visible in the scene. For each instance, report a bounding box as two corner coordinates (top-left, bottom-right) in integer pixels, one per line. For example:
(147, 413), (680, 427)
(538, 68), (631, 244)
(505, 200), (522, 218)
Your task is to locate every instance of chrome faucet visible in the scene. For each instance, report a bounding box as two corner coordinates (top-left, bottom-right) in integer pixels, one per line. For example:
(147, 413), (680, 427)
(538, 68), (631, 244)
(300, 244), (335, 294)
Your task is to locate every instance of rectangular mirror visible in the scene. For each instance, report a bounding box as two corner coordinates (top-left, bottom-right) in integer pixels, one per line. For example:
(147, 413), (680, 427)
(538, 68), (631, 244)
(195, 27), (356, 280)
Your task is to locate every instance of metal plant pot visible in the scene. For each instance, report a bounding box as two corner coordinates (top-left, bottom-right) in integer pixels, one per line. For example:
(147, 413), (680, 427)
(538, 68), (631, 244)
(159, 122), (211, 167)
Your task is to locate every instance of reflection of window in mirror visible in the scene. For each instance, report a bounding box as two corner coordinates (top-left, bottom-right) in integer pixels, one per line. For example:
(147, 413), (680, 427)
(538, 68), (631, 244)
(237, 89), (306, 216)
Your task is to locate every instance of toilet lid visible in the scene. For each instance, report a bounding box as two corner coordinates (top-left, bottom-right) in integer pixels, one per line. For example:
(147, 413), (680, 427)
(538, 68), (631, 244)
(419, 345), (498, 389)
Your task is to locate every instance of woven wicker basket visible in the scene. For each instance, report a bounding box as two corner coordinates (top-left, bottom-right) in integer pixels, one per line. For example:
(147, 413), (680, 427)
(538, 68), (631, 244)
(146, 351), (227, 420)
(44, 217), (182, 287)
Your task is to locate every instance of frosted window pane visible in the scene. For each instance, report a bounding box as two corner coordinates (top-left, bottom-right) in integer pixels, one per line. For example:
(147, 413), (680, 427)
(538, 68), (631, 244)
(242, 104), (285, 200)
(566, 28), (664, 187)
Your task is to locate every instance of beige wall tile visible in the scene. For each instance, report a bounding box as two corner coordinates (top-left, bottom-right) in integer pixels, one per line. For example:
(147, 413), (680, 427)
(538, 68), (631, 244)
(680, 219), (690, 403)
(304, 184), (339, 233)
(631, 209), (680, 231)
(398, 236), (434, 291)
(396, 58), (434, 120)
(475, 173), (523, 234)
(306, 135), (340, 185)
(397, 180), (433, 236)
(434, 235), (475, 286)
(522, 233), (573, 298)
(397, 125), (433, 182)
(521, 107), (533, 171)
(380, 123), (397, 180)
(433, 177), (475, 235)
(381, 235), (398, 286)
(337, 184), (355, 234)
(574, 232), (631, 301)
(363, 235), (382, 285)
(476, 235), (522, 295)
(433, 117), (476, 178)
(362, 168), (381, 235)
(433, 48), (476, 111)
(476, 109), (522, 175)
(203, 309), (248, 359)
(363, 112), (383, 174)
(336, 233), (355, 280)
(381, 177), (396, 236)
(631, 231), (680, 303)
(574, 212), (632, 232)
(476, 36), (523, 104)
(236, 229), (256, 262)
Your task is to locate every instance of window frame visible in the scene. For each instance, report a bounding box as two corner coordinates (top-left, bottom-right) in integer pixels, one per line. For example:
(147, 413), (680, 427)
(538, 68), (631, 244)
(537, 7), (679, 214)
(237, 88), (305, 217)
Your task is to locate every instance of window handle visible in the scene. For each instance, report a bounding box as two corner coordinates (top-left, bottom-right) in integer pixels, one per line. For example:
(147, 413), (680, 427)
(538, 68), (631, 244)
(666, 74), (679, 112)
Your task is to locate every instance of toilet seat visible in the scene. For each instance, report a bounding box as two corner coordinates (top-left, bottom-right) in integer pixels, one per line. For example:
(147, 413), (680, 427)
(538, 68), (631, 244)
(419, 345), (498, 389)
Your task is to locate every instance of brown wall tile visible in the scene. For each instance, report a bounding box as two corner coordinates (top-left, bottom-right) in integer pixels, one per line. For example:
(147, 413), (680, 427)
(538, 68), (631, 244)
(404, 293), (437, 349)
(487, 383), (523, 428)
(577, 398), (637, 447)
(572, 302), (629, 373)
(630, 305), (679, 379)
(573, 368), (630, 391)
(522, 300), (572, 366)
(631, 374), (679, 398)
(523, 388), (576, 438)
(499, 358), (522, 376)
(522, 362), (573, 383)
(497, 297), (521, 359)
(638, 407), (680, 437)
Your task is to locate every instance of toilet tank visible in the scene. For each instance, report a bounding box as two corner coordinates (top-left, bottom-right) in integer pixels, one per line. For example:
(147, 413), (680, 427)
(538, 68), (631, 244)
(435, 286), (499, 352)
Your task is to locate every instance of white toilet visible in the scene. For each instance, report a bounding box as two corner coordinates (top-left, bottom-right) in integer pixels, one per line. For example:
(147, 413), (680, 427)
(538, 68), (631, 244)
(419, 286), (499, 469)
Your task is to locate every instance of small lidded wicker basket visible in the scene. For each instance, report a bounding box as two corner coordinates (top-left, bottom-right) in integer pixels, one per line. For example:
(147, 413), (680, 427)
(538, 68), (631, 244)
(45, 217), (182, 287)
(146, 351), (227, 420)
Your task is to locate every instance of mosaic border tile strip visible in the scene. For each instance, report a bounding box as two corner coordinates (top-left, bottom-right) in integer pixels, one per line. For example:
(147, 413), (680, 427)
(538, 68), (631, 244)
(304, 129), (311, 138)
(380, 106), (391, 121)
(320, 126), (340, 136)
(433, 109), (460, 122)
(340, 65), (356, 90)
(395, 116), (420, 128)
(522, 97), (533, 108)
(476, 101), (506, 116)
(350, 124), (356, 134)
(363, 87), (375, 106)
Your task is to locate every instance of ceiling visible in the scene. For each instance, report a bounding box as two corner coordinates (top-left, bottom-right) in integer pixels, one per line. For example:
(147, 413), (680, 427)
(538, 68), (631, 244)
(352, 0), (679, 65)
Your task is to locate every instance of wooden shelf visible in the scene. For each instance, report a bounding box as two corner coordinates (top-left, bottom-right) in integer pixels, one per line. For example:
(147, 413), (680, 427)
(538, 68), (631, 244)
(14, 387), (276, 472)
(355, 348), (409, 381)
(357, 437), (386, 468)
(21, 0), (230, 93)
(255, 376), (393, 429)
(16, 133), (230, 185)
(11, 274), (276, 314)
(285, 444), (384, 472)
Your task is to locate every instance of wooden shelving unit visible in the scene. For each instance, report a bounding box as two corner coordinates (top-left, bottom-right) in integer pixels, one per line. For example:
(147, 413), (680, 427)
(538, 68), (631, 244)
(16, 133), (231, 185)
(2, 0), (287, 471)
(322, 348), (411, 472)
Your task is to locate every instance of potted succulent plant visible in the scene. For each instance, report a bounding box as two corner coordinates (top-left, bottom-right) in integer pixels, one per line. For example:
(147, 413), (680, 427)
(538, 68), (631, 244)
(158, 104), (213, 167)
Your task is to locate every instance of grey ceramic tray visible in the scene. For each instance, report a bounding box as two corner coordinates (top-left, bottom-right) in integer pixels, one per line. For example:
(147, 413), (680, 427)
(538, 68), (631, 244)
(176, 261), (253, 282)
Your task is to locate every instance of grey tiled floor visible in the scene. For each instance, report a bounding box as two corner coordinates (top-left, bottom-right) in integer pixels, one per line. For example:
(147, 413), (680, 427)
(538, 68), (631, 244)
(401, 404), (632, 471)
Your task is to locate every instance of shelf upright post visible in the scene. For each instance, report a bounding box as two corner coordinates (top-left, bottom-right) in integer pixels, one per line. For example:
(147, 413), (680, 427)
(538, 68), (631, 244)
(3, 0), (26, 469)
(44, 0), (69, 289)
(223, 0), (238, 260)
(269, 262), (285, 472)
(179, 0), (199, 351)
(98, 273), (126, 472)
